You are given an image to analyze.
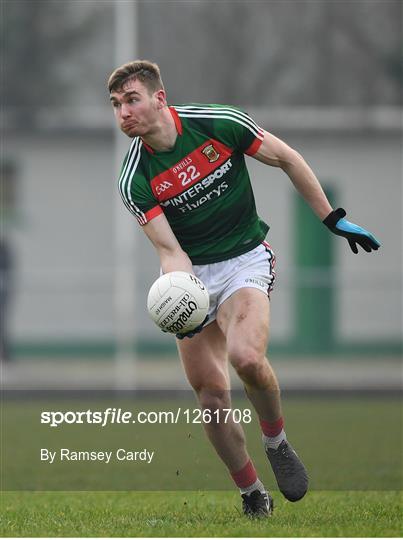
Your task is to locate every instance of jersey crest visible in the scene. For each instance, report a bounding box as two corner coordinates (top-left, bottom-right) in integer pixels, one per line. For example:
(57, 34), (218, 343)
(202, 144), (220, 163)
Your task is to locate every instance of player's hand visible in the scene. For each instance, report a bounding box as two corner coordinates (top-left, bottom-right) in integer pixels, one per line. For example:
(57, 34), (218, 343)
(323, 208), (381, 254)
(175, 315), (209, 340)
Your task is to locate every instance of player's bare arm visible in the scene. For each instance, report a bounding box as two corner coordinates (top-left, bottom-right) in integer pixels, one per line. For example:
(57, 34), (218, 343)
(252, 131), (332, 220)
(143, 214), (208, 339)
(142, 213), (193, 274)
(253, 130), (380, 253)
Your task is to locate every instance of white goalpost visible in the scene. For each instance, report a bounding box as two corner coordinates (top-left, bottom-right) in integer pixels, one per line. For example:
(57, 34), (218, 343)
(113, 0), (139, 390)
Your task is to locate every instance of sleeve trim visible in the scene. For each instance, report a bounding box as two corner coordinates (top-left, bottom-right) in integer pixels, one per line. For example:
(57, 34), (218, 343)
(245, 136), (263, 156)
(140, 205), (163, 225)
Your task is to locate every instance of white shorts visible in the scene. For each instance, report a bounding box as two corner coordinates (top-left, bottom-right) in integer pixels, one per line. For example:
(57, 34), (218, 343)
(192, 241), (276, 326)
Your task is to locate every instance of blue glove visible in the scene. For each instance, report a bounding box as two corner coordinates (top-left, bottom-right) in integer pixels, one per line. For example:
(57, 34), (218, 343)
(323, 208), (381, 254)
(175, 315), (209, 340)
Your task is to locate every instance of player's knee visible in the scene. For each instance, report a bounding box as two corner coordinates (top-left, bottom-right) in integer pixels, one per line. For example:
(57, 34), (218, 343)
(196, 388), (230, 422)
(229, 345), (263, 383)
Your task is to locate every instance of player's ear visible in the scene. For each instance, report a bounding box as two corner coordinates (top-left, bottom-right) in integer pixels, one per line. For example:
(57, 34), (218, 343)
(154, 89), (167, 110)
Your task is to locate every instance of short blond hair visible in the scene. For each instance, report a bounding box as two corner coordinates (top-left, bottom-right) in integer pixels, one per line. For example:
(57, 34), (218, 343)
(108, 60), (164, 94)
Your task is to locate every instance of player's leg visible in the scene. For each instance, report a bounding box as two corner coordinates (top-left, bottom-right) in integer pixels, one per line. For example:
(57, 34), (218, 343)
(216, 288), (279, 420)
(217, 287), (308, 502)
(177, 320), (246, 471)
(177, 320), (273, 516)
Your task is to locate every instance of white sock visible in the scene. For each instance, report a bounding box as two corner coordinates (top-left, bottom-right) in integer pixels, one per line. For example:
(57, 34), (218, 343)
(263, 428), (287, 450)
(239, 478), (266, 495)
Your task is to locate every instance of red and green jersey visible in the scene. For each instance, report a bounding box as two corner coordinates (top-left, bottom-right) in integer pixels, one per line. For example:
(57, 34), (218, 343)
(118, 104), (269, 264)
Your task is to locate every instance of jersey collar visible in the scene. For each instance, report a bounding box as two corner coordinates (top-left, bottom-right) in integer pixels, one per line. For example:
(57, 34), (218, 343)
(169, 106), (183, 135)
(141, 106), (182, 154)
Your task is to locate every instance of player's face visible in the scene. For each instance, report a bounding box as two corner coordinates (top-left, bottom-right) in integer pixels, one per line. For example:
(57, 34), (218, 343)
(110, 79), (163, 138)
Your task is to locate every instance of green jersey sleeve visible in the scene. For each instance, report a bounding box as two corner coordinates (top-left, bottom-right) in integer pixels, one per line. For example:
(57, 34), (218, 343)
(214, 105), (265, 154)
(118, 139), (163, 225)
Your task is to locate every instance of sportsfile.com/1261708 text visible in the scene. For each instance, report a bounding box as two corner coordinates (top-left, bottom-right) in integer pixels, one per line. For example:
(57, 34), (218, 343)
(40, 408), (253, 428)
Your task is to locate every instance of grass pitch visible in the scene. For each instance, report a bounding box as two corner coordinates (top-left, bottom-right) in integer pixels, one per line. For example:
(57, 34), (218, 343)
(1, 490), (401, 537)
